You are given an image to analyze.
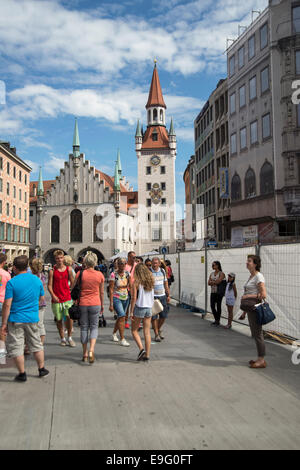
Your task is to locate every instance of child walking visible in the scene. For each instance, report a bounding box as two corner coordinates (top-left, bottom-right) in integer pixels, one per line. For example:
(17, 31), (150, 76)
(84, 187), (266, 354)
(225, 273), (237, 329)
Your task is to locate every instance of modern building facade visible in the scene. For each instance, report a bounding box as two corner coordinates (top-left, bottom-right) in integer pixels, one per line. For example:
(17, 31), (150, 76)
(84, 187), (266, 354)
(228, 0), (300, 245)
(194, 78), (230, 245)
(0, 141), (31, 261)
(135, 63), (176, 255)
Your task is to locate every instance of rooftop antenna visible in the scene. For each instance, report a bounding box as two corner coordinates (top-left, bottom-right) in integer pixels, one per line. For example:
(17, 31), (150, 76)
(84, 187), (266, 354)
(238, 25), (247, 36)
(252, 10), (261, 23)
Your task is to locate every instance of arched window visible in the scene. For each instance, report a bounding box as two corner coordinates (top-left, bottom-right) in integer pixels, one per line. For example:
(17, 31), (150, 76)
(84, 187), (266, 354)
(51, 216), (60, 243)
(260, 161), (274, 195)
(245, 168), (256, 199)
(93, 215), (103, 242)
(160, 109), (163, 122)
(153, 108), (158, 121)
(122, 227), (125, 241)
(70, 209), (82, 242)
(148, 109), (151, 123)
(129, 228), (132, 242)
(231, 173), (241, 201)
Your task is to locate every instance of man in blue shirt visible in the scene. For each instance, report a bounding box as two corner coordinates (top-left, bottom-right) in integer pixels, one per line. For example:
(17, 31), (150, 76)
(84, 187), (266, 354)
(0, 255), (49, 382)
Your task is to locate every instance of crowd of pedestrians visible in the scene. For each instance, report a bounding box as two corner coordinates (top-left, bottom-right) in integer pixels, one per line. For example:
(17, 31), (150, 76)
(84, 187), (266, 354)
(0, 247), (270, 382)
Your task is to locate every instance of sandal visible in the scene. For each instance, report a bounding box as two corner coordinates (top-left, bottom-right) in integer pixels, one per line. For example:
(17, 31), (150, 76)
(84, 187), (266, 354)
(82, 356), (88, 363)
(88, 351), (95, 364)
(249, 360), (267, 369)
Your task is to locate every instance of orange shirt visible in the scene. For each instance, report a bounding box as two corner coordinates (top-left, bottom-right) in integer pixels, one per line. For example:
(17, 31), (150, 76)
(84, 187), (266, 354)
(75, 269), (104, 306)
(125, 262), (137, 286)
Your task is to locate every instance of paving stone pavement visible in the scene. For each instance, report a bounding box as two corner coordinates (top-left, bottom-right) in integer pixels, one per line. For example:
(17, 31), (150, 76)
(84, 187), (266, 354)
(1, 294), (300, 450)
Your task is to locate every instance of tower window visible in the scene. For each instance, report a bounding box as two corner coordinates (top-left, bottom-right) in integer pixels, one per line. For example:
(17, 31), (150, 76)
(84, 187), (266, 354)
(160, 166), (166, 174)
(161, 182), (166, 190)
(147, 183), (151, 191)
(147, 199), (151, 207)
(146, 166), (151, 175)
(153, 109), (158, 121)
(152, 129), (158, 141)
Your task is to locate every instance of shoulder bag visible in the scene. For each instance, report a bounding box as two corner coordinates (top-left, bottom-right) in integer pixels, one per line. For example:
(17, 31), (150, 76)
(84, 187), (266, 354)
(69, 270), (83, 320)
(255, 300), (276, 325)
(152, 299), (164, 315)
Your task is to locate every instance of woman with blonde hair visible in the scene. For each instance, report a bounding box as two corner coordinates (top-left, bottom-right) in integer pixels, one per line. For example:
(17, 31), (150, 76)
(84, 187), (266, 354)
(130, 263), (154, 361)
(64, 255), (76, 280)
(30, 258), (47, 345)
(75, 252), (104, 363)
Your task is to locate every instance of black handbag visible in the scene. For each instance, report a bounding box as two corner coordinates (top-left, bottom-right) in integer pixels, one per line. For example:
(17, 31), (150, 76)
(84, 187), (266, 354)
(71, 269), (83, 301)
(69, 304), (81, 321)
(217, 279), (227, 296)
(255, 301), (276, 325)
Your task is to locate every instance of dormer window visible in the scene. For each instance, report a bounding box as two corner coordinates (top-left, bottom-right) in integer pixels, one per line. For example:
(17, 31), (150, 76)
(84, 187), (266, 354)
(152, 128), (158, 142)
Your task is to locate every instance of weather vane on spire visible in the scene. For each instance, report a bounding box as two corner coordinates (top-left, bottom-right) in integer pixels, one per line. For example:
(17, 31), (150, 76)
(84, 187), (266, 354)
(154, 57), (157, 66)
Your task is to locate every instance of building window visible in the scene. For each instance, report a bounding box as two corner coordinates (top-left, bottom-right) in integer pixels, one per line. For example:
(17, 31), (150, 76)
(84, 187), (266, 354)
(94, 215), (103, 242)
(296, 51), (300, 75)
(249, 76), (257, 100)
(30, 210), (33, 217)
(0, 178), (2, 192)
(147, 199), (151, 207)
(19, 170), (22, 182)
(260, 161), (274, 195)
(7, 224), (11, 242)
(152, 228), (161, 241)
(250, 120), (258, 144)
(24, 210), (27, 222)
(0, 157), (2, 169)
(51, 216), (60, 243)
(297, 104), (300, 127)
(229, 55), (235, 77)
(14, 225), (18, 242)
(0, 200), (2, 214)
(230, 133), (237, 155)
(147, 213), (151, 222)
(70, 209), (82, 242)
(293, 6), (300, 33)
(152, 129), (158, 141)
(161, 198), (166, 205)
(239, 85), (246, 108)
(25, 192), (27, 203)
(13, 186), (16, 198)
(25, 175), (27, 185)
(19, 208), (21, 219)
(20, 227), (24, 243)
(240, 127), (247, 150)
(230, 92), (236, 114)
(245, 168), (256, 198)
(13, 205), (16, 218)
(7, 162), (10, 175)
(262, 113), (271, 139)
(278, 220), (296, 236)
(13, 167), (16, 178)
(19, 189), (22, 200)
(7, 182), (9, 196)
(146, 183), (151, 191)
(231, 173), (241, 201)
(238, 46), (244, 69)
(261, 66), (269, 93)
(146, 166), (151, 175)
(260, 23), (268, 50)
(160, 166), (166, 174)
(6, 203), (9, 216)
(0, 222), (4, 240)
(248, 35), (255, 60)
(153, 109), (158, 122)
(161, 182), (166, 190)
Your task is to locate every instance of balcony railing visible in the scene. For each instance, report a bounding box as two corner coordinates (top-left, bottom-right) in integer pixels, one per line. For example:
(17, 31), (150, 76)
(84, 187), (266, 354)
(196, 149), (214, 172)
(195, 121), (213, 148)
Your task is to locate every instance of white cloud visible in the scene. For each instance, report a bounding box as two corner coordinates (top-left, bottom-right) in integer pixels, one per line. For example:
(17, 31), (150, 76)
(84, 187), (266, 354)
(44, 154), (66, 173)
(24, 159), (39, 173)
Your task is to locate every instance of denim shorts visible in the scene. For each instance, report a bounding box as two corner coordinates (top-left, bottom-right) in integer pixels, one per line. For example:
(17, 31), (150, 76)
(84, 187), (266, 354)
(133, 306), (152, 319)
(113, 297), (129, 318)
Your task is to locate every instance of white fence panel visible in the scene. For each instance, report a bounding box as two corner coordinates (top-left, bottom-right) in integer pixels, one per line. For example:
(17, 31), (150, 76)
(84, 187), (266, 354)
(179, 251), (206, 309)
(260, 244), (300, 339)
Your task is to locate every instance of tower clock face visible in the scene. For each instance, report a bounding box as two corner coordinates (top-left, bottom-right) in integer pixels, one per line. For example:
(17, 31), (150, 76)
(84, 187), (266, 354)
(150, 155), (161, 166)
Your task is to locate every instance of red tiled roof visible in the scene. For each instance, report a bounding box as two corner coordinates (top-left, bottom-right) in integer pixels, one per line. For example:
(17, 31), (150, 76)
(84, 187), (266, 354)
(30, 180), (56, 203)
(142, 126), (170, 150)
(146, 65), (166, 109)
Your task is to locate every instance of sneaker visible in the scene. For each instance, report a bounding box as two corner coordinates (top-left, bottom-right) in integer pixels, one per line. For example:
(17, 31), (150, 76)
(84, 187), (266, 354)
(143, 357), (149, 362)
(15, 372), (27, 382)
(155, 335), (161, 342)
(120, 338), (130, 347)
(60, 339), (67, 346)
(38, 368), (50, 378)
(125, 322), (130, 329)
(137, 349), (146, 361)
(112, 333), (119, 342)
(158, 330), (164, 340)
(68, 338), (76, 347)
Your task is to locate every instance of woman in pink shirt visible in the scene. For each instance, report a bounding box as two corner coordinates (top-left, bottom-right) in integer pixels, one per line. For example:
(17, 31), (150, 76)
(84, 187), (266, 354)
(75, 252), (104, 363)
(0, 253), (11, 315)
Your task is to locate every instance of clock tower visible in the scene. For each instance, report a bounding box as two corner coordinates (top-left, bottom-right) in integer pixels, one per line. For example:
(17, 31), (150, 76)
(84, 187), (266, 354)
(135, 62), (176, 254)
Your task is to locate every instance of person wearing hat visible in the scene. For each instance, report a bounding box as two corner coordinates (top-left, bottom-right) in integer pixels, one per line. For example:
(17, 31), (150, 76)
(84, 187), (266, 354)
(224, 273), (237, 329)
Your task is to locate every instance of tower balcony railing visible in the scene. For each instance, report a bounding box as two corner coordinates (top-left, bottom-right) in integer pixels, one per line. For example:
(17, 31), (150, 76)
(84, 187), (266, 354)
(196, 148), (214, 172)
(195, 121), (213, 149)
(197, 175), (215, 196)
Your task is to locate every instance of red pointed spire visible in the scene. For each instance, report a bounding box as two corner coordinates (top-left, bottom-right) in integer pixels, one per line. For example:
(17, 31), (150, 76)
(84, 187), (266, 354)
(146, 63), (166, 109)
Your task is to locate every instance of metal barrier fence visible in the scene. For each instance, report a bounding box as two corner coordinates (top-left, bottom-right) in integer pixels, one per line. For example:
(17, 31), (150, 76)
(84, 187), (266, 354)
(166, 243), (300, 340)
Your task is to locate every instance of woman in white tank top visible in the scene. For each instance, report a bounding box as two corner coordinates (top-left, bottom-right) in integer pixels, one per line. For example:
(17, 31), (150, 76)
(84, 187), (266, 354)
(130, 263), (155, 361)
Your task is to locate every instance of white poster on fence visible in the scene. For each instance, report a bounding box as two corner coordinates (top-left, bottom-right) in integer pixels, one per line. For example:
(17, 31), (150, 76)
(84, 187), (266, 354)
(231, 227), (243, 247)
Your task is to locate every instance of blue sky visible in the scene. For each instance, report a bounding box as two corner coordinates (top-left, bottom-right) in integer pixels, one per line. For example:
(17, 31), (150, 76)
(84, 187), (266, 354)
(0, 0), (268, 216)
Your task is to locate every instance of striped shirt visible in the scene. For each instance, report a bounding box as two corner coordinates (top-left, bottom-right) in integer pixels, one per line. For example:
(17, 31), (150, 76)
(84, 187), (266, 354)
(150, 267), (167, 297)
